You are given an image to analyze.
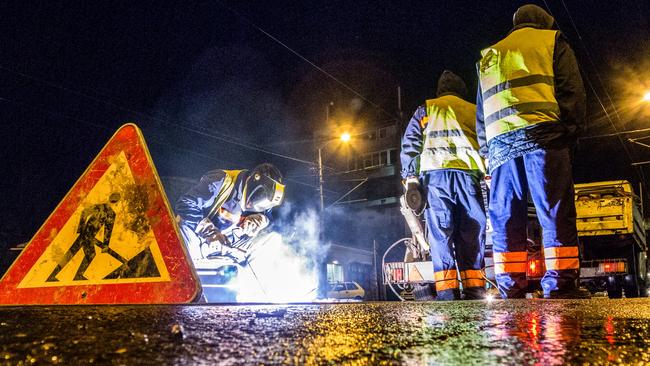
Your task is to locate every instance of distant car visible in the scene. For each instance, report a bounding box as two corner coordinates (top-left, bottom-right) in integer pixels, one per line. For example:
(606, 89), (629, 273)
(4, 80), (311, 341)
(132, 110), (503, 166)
(327, 281), (365, 300)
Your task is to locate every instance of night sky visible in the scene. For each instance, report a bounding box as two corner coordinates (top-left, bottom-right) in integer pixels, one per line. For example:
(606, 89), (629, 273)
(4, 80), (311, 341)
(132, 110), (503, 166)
(0, 1), (648, 252)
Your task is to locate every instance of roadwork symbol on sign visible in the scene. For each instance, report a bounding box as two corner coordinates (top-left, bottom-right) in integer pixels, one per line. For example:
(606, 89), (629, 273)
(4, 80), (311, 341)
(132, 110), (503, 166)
(0, 124), (200, 304)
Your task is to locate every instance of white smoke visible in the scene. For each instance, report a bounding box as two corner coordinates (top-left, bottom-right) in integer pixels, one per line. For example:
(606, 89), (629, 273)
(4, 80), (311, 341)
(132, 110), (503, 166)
(235, 206), (328, 302)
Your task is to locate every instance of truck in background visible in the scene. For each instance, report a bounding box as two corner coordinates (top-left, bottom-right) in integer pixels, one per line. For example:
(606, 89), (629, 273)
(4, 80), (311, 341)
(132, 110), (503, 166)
(385, 180), (649, 299)
(575, 180), (647, 298)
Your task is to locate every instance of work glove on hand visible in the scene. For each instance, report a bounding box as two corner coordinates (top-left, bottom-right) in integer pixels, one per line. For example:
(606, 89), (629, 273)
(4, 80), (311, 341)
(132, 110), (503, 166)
(404, 177), (424, 212)
(195, 218), (230, 257)
(240, 213), (269, 237)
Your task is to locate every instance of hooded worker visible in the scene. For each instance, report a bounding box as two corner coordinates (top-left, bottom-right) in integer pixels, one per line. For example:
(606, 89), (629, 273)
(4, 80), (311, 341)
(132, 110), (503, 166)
(475, 4), (587, 298)
(175, 163), (285, 262)
(401, 70), (487, 301)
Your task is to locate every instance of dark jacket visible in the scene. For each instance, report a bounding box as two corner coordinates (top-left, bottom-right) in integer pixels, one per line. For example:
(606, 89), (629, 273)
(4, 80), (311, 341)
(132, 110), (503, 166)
(176, 170), (271, 233)
(475, 5), (586, 172)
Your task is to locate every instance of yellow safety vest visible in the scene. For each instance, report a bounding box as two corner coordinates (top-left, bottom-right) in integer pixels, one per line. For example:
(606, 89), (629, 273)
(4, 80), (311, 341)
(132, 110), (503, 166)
(478, 27), (560, 142)
(206, 170), (244, 221)
(419, 95), (485, 173)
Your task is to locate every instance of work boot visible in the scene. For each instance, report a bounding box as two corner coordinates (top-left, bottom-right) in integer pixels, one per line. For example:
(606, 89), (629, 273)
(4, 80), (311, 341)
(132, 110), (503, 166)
(543, 286), (591, 299)
(436, 289), (460, 301)
(463, 287), (486, 300)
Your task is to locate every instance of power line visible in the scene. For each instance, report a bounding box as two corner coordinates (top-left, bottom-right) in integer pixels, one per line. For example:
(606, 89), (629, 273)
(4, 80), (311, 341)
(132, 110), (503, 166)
(0, 95), (324, 191)
(542, 0), (646, 186)
(578, 127), (650, 140)
(558, 0), (648, 189)
(214, 0), (399, 121)
(0, 64), (315, 166)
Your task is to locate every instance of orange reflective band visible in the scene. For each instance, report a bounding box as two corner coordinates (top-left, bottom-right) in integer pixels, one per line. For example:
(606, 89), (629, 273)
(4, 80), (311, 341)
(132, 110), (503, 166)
(545, 258), (580, 271)
(460, 269), (483, 280)
(434, 269), (458, 281)
(420, 116), (430, 128)
(544, 246), (579, 259)
(435, 279), (459, 291)
(493, 251), (527, 263)
(494, 262), (527, 274)
(462, 278), (486, 288)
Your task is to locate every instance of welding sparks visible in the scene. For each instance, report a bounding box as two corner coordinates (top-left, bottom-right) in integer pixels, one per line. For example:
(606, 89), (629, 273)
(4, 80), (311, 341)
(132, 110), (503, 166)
(235, 232), (319, 303)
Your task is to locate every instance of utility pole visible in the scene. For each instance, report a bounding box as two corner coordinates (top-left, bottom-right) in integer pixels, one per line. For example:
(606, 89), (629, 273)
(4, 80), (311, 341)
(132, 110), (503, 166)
(373, 239), (379, 300)
(318, 147), (325, 213)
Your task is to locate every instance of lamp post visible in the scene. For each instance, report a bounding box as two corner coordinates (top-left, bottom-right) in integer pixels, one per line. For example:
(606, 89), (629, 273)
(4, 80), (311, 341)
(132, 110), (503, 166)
(317, 132), (352, 212)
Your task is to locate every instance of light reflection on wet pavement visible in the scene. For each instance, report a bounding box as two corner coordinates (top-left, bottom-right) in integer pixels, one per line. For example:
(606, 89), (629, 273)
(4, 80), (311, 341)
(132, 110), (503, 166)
(2, 299), (650, 365)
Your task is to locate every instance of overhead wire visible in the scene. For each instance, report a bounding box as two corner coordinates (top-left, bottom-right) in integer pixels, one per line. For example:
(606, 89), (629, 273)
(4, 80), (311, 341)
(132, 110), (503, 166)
(0, 64), (314, 166)
(0, 95), (324, 191)
(0, 3), (407, 197)
(541, 0), (646, 188)
(214, 0), (399, 122)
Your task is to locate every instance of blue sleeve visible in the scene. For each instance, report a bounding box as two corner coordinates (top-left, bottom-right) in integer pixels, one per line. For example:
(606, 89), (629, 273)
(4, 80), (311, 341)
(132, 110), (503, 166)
(400, 106), (426, 179)
(553, 32), (586, 140)
(175, 170), (226, 231)
(475, 62), (488, 158)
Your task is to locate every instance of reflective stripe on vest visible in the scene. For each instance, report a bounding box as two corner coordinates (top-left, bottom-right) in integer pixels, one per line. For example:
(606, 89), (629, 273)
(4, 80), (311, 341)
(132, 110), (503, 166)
(478, 28), (560, 142)
(544, 246), (580, 270)
(419, 95), (485, 173)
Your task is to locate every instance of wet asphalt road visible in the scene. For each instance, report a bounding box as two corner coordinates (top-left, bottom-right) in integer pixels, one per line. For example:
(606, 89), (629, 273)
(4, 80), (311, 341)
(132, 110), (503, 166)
(2, 299), (650, 365)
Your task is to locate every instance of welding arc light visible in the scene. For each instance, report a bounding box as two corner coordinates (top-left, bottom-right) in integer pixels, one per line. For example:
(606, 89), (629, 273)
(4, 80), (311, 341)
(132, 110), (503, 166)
(340, 132), (351, 142)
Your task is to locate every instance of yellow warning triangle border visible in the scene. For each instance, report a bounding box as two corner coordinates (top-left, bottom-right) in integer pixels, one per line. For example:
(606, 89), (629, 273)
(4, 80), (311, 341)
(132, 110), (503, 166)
(0, 123), (200, 304)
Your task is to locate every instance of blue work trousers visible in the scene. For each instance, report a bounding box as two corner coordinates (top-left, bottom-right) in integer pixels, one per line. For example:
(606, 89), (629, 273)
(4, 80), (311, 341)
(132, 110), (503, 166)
(490, 147), (579, 298)
(424, 170), (486, 300)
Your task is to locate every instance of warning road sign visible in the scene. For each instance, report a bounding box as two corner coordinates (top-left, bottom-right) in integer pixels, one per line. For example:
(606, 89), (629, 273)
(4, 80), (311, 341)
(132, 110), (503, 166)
(0, 124), (200, 304)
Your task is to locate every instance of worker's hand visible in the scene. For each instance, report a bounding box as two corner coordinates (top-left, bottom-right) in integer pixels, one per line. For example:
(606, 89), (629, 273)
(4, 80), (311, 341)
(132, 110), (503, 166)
(240, 214), (269, 237)
(404, 177), (424, 212)
(196, 218), (231, 245)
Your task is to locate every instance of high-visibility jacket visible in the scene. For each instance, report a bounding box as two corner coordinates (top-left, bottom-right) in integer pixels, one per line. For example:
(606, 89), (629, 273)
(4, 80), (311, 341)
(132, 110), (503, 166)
(419, 95), (485, 173)
(478, 27), (560, 142)
(176, 169), (273, 234)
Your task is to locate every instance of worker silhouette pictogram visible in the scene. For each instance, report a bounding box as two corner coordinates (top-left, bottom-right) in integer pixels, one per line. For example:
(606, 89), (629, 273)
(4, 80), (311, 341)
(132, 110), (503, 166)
(47, 192), (126, 282)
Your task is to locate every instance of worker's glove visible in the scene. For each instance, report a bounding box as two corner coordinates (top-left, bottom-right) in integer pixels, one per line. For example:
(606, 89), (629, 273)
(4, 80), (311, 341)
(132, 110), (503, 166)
(195, 218), (231, 257)
(404, 177), (424, 212)
(240, 213), (269, 237)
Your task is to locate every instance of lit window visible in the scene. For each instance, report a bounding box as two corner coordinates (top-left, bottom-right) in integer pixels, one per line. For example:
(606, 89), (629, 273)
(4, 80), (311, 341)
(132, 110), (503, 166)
(327, 263), (344, 283)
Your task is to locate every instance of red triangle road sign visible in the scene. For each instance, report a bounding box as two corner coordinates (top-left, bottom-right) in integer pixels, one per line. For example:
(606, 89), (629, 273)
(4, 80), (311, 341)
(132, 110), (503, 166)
(0, 124), (200, 304)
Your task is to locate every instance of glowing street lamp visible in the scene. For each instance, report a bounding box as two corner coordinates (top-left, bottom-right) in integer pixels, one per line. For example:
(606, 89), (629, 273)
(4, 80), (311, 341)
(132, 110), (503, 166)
(340, 132), (351, 143)
(643, 91), (650, 102)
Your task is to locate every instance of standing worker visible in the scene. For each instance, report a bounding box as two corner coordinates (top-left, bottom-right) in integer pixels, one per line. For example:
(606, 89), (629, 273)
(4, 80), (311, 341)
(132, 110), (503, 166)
(476, 4), (587, 298)
(401, 70), (487, 301)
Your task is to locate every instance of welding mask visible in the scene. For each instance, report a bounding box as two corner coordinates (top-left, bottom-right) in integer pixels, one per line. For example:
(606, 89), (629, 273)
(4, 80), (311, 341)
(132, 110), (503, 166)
(242, 164), (285, 212)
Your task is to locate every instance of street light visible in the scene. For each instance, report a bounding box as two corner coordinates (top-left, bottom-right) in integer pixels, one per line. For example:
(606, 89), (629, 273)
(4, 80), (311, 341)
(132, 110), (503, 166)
(317, 133), (352, 212)
(643, 91), (650, 102)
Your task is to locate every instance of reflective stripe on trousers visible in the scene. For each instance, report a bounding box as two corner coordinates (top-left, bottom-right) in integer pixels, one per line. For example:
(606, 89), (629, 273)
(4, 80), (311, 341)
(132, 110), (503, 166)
(489, 147), (579, 298)
(424, 170), (487, 300)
